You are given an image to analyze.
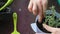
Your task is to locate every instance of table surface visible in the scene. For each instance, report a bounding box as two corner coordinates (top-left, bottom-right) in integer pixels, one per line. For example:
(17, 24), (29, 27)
(0, 0), (35, 34)
(11, 0), (35, 34)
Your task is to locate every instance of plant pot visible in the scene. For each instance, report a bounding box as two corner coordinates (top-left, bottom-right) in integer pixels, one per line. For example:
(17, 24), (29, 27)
(36, 10), (60, 33)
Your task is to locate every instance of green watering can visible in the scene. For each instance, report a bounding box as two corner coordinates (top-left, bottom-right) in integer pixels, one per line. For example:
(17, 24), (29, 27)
(0, 0), (13, 11)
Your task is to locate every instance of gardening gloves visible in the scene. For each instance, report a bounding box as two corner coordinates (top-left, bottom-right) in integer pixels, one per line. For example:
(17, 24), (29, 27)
(28, 0), (48, 23)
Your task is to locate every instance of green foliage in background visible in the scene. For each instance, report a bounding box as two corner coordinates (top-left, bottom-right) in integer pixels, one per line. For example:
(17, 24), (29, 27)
(57, 0), (60, 5)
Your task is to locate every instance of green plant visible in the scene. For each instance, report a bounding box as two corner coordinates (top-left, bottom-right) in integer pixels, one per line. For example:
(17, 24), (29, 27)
(44, 6), (60, 28)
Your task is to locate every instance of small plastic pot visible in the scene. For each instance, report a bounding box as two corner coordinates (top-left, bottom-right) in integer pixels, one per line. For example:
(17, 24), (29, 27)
(36, 10), (60, 33)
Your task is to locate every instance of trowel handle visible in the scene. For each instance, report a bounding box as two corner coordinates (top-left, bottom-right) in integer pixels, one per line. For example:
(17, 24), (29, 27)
(13, 12), (17, 31)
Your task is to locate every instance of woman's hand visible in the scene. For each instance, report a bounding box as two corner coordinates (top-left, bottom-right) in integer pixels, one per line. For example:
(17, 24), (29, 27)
(43, 24), (60, 34)
(28, 0), (48, 22)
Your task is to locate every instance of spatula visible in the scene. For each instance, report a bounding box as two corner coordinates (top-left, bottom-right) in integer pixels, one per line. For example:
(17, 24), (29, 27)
(11, 12), (20, 34)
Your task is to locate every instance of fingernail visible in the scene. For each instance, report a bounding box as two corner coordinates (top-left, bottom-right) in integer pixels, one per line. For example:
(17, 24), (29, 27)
(38, 17), (42, 23)
(43, 24), (45, 26)
(43, 24), (47, 27)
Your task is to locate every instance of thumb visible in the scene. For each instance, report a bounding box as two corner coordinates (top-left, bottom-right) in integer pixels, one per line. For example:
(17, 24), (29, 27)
(43, 24), (57, 32)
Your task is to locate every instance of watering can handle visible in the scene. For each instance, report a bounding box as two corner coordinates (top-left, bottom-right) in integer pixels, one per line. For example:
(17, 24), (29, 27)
(0, 0), (13, 11)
